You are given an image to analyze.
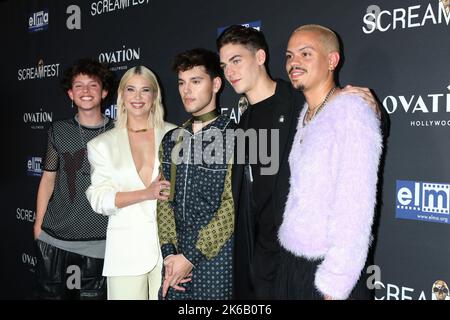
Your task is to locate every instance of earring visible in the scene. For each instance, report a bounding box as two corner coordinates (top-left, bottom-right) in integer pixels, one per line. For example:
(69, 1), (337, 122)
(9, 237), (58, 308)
(71, 99), (74, 108)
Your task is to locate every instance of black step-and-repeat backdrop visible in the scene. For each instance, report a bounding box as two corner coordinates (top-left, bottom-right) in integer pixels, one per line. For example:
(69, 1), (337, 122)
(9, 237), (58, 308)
(0, 0), (449, 300)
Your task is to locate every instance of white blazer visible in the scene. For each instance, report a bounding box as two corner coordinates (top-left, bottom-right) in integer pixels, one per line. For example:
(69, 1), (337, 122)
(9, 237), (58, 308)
(86, 122), (176, 277)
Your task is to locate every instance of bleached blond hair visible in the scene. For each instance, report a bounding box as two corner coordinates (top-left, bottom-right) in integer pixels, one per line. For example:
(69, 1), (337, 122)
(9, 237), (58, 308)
(115, 66), (164, 129)
(293, 24), (340, 54)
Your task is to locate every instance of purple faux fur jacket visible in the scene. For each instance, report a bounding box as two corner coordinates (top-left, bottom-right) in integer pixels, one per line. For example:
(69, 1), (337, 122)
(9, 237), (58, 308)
(278, 93), (382, 300)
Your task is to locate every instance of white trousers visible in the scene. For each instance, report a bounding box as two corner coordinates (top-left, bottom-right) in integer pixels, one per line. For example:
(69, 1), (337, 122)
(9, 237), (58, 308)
(107, 257), (162, 300)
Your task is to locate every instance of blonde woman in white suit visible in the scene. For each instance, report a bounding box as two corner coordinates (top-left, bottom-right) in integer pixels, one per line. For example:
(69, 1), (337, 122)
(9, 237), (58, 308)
(86, 66), (176, 300)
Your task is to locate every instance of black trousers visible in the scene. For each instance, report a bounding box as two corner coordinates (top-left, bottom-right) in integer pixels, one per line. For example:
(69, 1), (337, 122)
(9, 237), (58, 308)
(34, 240), (106, 300)
(274, 247), (373, 300)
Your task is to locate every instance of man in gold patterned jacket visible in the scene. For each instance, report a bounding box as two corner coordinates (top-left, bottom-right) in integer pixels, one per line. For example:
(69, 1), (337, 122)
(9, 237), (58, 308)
(157, 48), (235, 300)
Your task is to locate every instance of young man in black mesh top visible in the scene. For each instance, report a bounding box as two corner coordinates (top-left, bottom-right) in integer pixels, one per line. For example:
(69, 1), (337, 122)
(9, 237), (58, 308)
(33, 58), (115, 299)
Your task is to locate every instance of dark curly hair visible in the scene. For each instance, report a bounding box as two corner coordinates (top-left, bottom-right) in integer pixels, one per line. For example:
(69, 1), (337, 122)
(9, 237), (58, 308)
(61, 58), (115, 92)
(172, 48), (223, 80)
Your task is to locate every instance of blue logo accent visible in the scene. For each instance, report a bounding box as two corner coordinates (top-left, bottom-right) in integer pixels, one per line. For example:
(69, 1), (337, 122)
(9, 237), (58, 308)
(396, 180), (450, 224)
(27, 156), (42, 177)
(28, 10), (49, 33)
(104, 104), (117, 120)
(217, 20), (262, 37)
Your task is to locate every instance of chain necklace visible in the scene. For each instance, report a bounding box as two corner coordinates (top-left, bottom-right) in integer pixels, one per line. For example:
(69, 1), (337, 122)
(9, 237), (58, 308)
(238, 96), (249, 115)
(302, 86), (337, 127)
(76, 114), (107, 149)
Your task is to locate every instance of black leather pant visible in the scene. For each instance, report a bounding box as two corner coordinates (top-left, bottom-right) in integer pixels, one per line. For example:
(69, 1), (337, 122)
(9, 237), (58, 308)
(34, 240), (106, 300)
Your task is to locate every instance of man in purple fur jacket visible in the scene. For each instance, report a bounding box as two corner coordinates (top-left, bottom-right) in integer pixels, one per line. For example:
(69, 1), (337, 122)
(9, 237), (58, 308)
(218, 24), (388, 300)
(276, 24), (383, 300)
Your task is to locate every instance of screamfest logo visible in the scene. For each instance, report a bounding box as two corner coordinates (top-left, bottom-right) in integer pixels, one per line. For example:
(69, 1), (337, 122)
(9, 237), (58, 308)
(220, 104), (242, 125)
(375, 279), (450, 300)
(90, 0), (150, 16)
(363, 1), (450, 34)
(17, 59), (60, 81)
(16, 208), (36, 223)
(220, 96), (251, 124)
(382, 86), (450, 127)
(98, 45), (141, 71)
(432, 280), (450, 300)
(23, 109), (53, 130)
(441, 0), (450, 14)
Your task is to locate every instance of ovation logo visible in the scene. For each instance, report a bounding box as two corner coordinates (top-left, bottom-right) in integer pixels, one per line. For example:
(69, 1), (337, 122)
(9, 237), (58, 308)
(383, 87), (450, 114)
(22, 253), (37, 267)
(382, 86), (450, 127)
(23, 109), (53, 130)
(98, 45), (141, 71)
(363, 1), (450, 34)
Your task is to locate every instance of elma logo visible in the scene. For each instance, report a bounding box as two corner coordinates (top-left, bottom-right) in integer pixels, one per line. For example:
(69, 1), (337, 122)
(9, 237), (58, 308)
(217, 20), (261, 37)
(29, 9), (49, 33)
(27, 156), (42, 177)
(104, 104), (117, 120)
(396, 180), (450, 224)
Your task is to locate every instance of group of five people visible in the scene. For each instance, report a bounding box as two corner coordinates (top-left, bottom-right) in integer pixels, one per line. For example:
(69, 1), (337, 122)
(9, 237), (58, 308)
(33, 24), (387, 300)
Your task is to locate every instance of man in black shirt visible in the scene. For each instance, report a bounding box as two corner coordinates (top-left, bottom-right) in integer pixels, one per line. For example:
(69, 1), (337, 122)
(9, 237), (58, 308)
(33, 59), (115, 299)
(217, 25), (385, 299)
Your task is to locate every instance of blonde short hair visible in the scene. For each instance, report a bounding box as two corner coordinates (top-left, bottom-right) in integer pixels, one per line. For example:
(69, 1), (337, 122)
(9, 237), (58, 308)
(293, 24), (340, 54)
(115, 66), (164, 129)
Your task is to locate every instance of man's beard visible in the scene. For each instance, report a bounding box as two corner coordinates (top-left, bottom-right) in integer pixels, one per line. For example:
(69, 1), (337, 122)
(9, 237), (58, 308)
(288, 66), (306, 91)
(293, 82), (305, 91)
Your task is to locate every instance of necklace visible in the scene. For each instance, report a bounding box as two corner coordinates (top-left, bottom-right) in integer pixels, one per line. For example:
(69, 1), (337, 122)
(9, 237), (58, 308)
(303, 86), (337, 126)
(192, 109), (219, 122)
(127, 127), (148, 133)
(238, 96), (249, 115)
(76, 114), (107, 149)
